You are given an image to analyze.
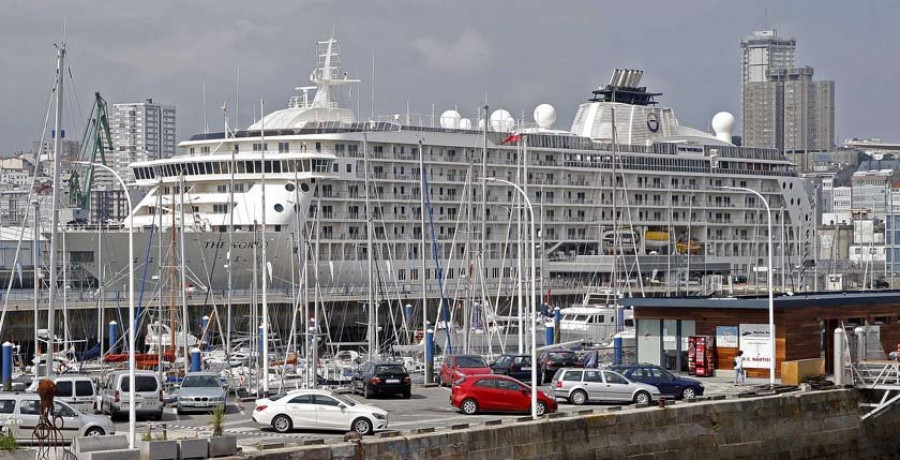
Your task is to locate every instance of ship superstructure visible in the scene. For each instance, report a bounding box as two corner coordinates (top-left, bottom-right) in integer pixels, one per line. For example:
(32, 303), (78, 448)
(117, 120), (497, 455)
(63, 42), (815, 300)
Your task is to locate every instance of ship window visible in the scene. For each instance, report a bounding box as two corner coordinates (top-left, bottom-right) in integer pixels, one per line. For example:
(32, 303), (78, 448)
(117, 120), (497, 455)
(272, 161), (282, 173)
(346, 163), (352, 173)
(256, 161), (264, 173)
(212, 162), (221, 174)
(285, 183), (296, 192)
(274, 204), (284, 212)
(237, 161), (246, 174)
(300, 183), (310, 193)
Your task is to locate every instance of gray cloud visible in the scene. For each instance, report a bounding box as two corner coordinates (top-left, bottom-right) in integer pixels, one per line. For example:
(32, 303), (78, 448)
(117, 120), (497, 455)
(0, 0), (898, 154)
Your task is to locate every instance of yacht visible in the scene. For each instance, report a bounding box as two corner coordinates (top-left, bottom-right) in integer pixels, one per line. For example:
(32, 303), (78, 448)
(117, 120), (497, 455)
(62, 38), (815, 315)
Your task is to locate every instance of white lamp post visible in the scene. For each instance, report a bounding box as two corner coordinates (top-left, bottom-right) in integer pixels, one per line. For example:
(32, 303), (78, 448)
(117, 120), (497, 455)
(74, 161), (136, 445)
(483, 177), (539, 418)
(720, 186), (775, 385)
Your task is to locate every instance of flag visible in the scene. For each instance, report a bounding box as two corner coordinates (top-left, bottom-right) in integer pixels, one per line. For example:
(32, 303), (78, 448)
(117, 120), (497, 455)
(500, 133), (522, 144)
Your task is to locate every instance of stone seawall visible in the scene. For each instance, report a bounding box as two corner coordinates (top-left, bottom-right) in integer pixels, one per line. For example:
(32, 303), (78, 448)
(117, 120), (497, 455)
(244, 389), (900, 459)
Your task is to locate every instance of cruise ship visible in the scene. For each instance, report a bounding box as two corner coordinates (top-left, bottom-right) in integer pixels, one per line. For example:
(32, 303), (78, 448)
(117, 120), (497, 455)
(64, 38), (815, 307)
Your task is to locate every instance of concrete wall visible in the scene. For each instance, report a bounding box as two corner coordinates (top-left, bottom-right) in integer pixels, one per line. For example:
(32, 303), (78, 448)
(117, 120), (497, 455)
(243, 389), (900, 459)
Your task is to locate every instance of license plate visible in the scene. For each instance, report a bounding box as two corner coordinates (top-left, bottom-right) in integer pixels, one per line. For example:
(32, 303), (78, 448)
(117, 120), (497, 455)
(386, 379), (400, 384)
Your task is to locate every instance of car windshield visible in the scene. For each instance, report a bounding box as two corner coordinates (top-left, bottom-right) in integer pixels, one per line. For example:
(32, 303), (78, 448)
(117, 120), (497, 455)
(456, 356), (487, 368)
(375, 365), (406, 374)
(182, 375), (221, 388)
(331, 394), (357, 407)
(548, 352), (574, 360)
(121, 376), (158, 392)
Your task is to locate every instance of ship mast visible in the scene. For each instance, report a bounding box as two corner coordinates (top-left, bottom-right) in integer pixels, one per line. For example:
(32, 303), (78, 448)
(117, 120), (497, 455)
(45, 43), (65, 376)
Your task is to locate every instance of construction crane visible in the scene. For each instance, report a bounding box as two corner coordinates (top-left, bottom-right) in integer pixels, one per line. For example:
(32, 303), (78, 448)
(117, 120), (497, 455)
(67, 92), (113, 211)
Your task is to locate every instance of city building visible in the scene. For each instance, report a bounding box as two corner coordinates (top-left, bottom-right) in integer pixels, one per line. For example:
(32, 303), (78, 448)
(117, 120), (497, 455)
(741, 31), (835, 172)
(844, 138), (900, 160)
(832, 186), (852, 213)
(111, 99), (177, 181)
(851, 170), (892, 219)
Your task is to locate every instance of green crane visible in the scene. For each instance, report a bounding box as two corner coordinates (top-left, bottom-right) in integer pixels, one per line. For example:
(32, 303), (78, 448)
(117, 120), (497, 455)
(67, 92), (113, 211)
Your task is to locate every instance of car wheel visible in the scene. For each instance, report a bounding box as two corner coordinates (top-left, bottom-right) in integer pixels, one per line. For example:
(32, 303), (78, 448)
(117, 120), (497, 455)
(634, 391), (651, 405)
(84, 427), (105, 437)
(154, 411), (164, 421)
(352, 417), (373, 436)
(402, 390), (411, 399)
(682, 387), (697, 400)
(460, 399), (478, 415)
(570, 390), (588, 406)
(272, 415), (292, 433)
(535, 401), (548, 417)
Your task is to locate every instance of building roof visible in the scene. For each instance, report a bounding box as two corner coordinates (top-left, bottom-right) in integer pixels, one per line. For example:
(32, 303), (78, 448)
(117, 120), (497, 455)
(620, 291), (900, 310)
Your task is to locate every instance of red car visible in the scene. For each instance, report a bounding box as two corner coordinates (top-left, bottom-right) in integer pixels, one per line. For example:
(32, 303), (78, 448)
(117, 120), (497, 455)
(450, 374), (558, 416)
(438, 354), (491, 386)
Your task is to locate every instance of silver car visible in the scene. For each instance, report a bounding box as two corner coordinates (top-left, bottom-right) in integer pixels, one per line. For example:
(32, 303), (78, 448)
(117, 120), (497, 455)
(0, 393), (115, 443)
(551, 368), (661, 405)
(175, 372), (226, 414)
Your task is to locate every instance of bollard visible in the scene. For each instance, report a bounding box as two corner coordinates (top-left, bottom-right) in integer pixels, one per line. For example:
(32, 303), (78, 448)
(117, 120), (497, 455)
(201, 316), (210, 342)
(834, 328), (844, 386)
(425, 327), (435, 384)
(2, 342), (12, 389)
(614, 337), (623, 365)
(545, 322), (555, 346)
(108, 321), (118, 354)
(553, 307), (561, 344)
(404, 304), (413, 323)
(190, 348), (202, 372)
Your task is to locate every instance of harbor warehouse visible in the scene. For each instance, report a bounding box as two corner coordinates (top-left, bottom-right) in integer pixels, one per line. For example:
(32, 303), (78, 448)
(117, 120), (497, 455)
(622, 292), (900, 378)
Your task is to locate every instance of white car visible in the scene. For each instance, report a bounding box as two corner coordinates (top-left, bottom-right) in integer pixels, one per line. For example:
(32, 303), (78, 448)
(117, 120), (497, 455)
(252, 389), (387, 435)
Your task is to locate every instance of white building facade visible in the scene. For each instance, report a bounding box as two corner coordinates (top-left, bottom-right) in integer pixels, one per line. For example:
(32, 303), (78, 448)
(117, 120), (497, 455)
(111, 99), (176, 181)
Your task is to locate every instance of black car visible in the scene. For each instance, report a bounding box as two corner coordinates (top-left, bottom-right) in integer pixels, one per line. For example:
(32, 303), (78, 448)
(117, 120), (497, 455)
(537, 351), (581, 383)
(489, 354), (533, 382)
(352, 360), (411, 399)
(610, 363), (704, 400)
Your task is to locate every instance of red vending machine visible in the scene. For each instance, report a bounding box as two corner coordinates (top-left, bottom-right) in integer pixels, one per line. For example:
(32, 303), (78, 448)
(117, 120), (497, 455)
(687, 336), (697, 375)
(691, 336), (717, 377)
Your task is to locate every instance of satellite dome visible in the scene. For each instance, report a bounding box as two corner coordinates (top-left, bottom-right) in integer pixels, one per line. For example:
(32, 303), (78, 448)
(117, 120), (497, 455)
(439, 110), (461, 129)
(711, 111), (736, 143)
(490, 109), (514, 132)
(458, 118), (473, 130)
(533, 104), (557, 129)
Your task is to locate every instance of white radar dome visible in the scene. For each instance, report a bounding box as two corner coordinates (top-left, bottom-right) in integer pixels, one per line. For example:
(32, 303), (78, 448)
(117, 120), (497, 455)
(459, 118), (473, 130)
(533, 104), (557, 129)
(490, 109), (514, 132)
(439, 110), (461, 129)
(711, 111), (735, 143)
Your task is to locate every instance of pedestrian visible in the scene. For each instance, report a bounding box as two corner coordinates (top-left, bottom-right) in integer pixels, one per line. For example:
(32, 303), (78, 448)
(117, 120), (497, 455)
(733, 350), (745, 385)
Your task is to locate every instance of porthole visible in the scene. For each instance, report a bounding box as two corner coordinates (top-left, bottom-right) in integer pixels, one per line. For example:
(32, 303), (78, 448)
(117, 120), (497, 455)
(285, 183), (296, 192)
(300, 183), (310, 193)
(782, 182), (786, 189)
(789, 183), (793, 190)
(274, 204), (285, 212)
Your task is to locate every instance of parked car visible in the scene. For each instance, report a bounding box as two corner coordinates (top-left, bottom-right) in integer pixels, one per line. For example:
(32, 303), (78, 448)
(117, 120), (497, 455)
(438, 354), (491, 386)
(26, 375), (98, 414)
(99, 370), (164, 421)
(0, 393), (115, 443)
(551, 368), (660, 405)
(537, 351), (581, 383)
(450, 374), (557, 416)
(352, 360), (411, 399)
(175, 372), (227, 414)
(610, 364), (704, 400)
(489, 354), (533, 382)
(252, 389), (387, 435)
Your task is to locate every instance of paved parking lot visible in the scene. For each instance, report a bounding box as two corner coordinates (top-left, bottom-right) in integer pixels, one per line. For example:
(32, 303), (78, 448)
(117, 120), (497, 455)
(114, 372), (765, 448)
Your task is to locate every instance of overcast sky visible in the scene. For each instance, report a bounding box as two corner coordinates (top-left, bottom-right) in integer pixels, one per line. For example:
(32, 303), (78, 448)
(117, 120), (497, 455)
(1, 0), (897, 154)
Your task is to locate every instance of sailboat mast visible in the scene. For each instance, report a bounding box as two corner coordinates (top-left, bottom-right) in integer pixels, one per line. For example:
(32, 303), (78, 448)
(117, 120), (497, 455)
(419, 139), (430, 383)
(260, 100), (269, 395)
(226, 108), (235, 357)
(32, 200), (39, 362)
(180, 174), (189, 375)
(45, 43), (65, 377)
(363, 133), (375, 356)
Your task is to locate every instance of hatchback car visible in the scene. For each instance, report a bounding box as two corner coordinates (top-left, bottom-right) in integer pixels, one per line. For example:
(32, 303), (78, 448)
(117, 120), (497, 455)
(252, 389), (387, 435)
(0, 393), (115, 443)
(175, 372), (227, 414)
(450, 374), (557, 416)
(352, 361), (411, 399)
(438, 354), (491, 386)
(99, 370), (164, 420)
(551, 368), (660, 405)
(489, 354), (533, 382)
(538, 351), (581, 383)
(610, 364), (705, 400)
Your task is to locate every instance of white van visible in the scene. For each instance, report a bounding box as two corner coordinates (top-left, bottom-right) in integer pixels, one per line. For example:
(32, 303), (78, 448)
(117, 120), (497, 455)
(99, 370), (164, 420)
(54, 375), (97, 414)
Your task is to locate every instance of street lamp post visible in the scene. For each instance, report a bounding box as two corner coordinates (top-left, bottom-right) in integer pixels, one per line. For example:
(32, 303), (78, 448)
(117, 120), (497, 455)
(483, 177), (539, 418)
(74, 161), (136, 446)
(720, 186), (775, 385)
